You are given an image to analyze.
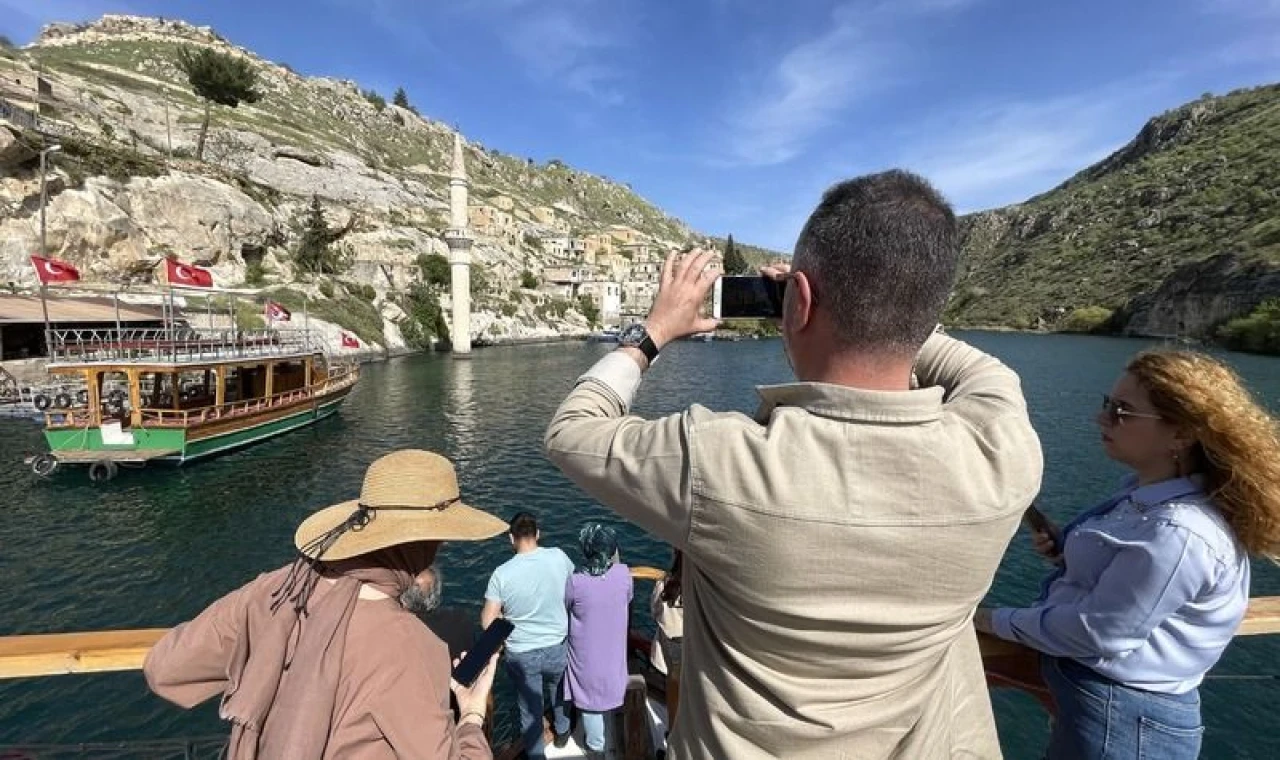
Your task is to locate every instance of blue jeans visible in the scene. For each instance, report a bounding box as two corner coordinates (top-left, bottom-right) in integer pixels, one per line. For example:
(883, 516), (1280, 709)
(1042, 655), (1204, 759)
(579, 709), (609, 751)
(505, 642), (570, 760)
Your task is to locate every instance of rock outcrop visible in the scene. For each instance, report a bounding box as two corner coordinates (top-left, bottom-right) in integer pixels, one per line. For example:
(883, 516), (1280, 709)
(947, 84), (1280, 337)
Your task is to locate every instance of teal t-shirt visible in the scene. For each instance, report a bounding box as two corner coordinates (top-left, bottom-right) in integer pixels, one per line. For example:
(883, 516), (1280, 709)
(485, 546), (575, 653)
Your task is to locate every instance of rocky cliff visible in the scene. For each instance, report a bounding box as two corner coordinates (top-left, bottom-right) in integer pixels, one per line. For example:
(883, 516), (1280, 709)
(949, 84), (1280, 338)
(0, 15), (779, 353)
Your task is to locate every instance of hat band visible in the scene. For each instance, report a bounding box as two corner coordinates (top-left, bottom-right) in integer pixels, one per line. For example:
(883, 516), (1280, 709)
(357, 496), (461, 512)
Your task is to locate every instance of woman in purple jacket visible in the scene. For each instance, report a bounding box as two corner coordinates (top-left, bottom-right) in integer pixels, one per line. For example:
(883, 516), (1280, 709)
(564, 522), (633, 754)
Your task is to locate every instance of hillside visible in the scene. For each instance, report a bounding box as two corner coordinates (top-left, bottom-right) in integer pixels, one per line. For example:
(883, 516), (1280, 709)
(0, 15), (783, 352)
(949, 84), (1280, 340)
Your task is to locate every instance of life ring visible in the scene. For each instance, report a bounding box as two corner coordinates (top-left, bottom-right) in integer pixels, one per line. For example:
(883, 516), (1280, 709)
(76, 389), (89, 405)
(33, 394), (51, 411)
(53, 392), (72, 409)
(107, 389), (127, 404)
(30, 453), (58, 478)
(88, 460), (118, 483)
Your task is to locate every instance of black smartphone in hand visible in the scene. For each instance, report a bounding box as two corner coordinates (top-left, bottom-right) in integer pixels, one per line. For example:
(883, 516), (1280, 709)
(1022, 503), (1060, 554)
(452, 619), (514, 687)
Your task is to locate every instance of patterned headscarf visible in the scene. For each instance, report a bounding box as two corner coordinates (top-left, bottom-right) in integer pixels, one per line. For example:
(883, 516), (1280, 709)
(578, 522), (618, 576)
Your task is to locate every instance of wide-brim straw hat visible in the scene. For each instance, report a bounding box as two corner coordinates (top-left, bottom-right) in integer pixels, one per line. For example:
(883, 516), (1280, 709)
(294, 449), (507, 561)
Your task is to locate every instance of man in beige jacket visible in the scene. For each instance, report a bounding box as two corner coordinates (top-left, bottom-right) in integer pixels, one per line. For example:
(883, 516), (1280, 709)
(545, 170), (1042, 759)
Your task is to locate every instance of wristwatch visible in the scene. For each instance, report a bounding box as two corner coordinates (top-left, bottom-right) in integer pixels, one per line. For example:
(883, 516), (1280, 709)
(618, 322), (660, 364)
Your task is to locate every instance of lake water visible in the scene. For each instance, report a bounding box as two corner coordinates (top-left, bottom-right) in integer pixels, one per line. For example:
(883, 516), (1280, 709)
(1, 331), (1278, 758)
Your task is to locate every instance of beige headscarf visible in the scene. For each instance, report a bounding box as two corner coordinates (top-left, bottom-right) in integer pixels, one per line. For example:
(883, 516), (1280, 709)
(219, 542), (438, 760)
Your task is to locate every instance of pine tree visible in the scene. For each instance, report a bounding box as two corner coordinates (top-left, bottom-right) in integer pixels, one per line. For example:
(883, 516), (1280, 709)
(294, 196), (355, 276)
(174, 46), (262, 161)
(723, 234), (750, 275)
(296, 196), (331, 275)
(393, 87), (410, 109)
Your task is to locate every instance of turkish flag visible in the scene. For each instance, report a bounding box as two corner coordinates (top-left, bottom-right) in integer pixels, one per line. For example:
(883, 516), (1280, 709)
(165, 258), (214, 288)
(341, 331), (359, 349)
(265, 301), (291, 322)
(30, 255), (81, 284)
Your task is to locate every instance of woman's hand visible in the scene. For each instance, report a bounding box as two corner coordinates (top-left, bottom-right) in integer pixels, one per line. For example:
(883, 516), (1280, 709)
(450, 650), (499, 726)
(973, 607), (995, 635)
(1031, 525), (1065, 567)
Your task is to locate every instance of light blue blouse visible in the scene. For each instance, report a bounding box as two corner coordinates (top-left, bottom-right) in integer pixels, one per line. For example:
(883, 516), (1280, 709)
(992, 476), (1250, 694)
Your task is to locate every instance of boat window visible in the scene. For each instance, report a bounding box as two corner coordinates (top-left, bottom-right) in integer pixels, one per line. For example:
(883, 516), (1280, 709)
(273, 361), (308, 394)
(177, 370), (214, 407)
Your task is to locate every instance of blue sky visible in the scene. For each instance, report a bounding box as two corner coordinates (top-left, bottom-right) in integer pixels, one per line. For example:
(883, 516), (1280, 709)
(2, 1), (1278, 251)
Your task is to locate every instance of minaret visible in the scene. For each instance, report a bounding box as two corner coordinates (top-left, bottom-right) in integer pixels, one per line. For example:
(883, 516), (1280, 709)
(445, 133), (472, 356)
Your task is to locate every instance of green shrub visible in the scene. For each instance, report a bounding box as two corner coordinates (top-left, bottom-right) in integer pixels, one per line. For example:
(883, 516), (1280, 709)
(417, 253), (450, 287)
(520, 270), (538, 289)
(244, 260), (267, 287)
(400, 283), (448, 350)
(318, 279), (335, 298)
(1060, 306), (1113, 333)
(577, 294), (600, 327)
(349, 282), (377, 302)
(500, 301), (519, 318)
(1217, 299), (1280, 354)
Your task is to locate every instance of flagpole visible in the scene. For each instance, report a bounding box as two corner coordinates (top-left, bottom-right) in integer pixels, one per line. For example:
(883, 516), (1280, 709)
(40, 284), (50, 353)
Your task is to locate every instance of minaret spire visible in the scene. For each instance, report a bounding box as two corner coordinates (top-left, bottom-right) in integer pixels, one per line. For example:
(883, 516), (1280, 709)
(446, 132), (472, 356)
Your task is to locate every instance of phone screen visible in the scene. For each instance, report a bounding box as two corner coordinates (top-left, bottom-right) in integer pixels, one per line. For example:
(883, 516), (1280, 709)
(452, 618), (514, 687)
(717, 276), (784, 319)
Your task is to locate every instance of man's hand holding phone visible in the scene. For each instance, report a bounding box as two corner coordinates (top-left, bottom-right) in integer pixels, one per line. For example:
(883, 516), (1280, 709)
(639, 249), (721, 350)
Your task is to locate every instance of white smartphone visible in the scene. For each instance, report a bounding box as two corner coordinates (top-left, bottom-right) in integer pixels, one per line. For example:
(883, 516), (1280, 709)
(713, 276), (785, 320)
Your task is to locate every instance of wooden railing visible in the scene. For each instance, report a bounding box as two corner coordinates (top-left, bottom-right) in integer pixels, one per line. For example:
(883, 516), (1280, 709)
(46, 327), (317, 366)
(1, 566), (1277, 681)
(44, 366), (359, 430)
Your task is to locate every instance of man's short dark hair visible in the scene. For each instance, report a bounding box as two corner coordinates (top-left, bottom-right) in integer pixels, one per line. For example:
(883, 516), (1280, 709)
(793, 170), (958, 354)
(509, 512), (538, 539)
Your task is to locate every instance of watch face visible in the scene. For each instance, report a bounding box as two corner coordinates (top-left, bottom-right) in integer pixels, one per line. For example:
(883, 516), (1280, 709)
(619, 323), (647, 346)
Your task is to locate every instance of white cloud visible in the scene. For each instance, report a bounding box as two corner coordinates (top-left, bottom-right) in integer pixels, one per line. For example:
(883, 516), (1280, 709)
(453, 0), (630, 105)
(719, 0), (979, 168)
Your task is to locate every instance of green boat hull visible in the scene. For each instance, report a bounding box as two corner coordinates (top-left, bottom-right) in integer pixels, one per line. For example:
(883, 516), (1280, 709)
(45, 395), (348, 465)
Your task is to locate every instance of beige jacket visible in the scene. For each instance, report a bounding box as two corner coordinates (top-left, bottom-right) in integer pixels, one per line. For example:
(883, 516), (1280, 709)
(545, 333), (1042, 759)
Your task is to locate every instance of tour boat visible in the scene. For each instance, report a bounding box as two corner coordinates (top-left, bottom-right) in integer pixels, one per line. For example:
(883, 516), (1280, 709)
(28, 324), (359, 481)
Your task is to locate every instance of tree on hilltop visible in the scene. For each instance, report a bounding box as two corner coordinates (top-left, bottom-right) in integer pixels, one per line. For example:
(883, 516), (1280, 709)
(723, 234), (749, 274)
(393, 86), (419, 116)
(174, 45), (261, 161)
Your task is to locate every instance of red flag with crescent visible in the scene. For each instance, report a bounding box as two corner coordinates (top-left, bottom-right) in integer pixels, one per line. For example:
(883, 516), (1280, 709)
(165, 258), (214, 288)
(265, 301), (291, 322)
(341, 331), (359, 349)
(30, 255), (81, 284)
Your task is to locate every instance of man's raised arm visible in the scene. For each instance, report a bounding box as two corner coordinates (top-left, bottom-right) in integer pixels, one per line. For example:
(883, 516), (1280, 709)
(544, 250), (721, 549)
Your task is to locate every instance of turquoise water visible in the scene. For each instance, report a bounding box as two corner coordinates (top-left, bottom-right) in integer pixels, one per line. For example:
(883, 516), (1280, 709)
(1, 332), (1278, 758)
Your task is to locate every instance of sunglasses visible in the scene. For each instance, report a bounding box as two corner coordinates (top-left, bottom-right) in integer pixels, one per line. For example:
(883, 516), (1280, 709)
(1099, 394), (1163, 426)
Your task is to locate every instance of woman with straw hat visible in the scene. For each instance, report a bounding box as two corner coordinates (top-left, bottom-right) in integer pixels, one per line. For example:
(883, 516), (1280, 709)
(145, 449), (508, 760)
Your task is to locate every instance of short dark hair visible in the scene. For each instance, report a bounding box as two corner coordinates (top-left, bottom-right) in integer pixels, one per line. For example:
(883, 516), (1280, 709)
(509, 512), (538, 539)
(793, 170), (958, 353)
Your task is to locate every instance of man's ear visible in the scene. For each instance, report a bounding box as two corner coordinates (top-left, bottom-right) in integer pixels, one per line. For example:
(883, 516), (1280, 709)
(787, 272), (815, 334)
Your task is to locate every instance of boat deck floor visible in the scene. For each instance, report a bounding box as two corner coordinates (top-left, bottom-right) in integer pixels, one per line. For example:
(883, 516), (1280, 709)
(51, 448), (181, 464)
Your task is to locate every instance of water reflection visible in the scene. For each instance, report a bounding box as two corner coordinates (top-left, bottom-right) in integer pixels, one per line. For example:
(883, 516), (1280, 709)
(445, 356), (477, 467)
